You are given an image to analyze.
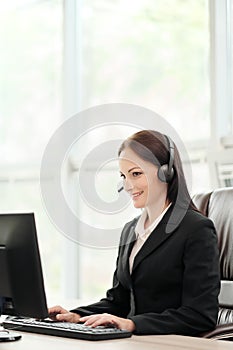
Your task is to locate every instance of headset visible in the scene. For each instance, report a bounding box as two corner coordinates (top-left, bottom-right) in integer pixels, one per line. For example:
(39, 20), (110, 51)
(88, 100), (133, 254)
(157, 134), (175, 183)
(118, 134), (175, 192)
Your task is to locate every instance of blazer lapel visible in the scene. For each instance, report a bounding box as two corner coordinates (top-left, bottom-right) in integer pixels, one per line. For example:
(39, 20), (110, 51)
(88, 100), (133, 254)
(119, 223), (137, 288)
(131, 206), (177, 273)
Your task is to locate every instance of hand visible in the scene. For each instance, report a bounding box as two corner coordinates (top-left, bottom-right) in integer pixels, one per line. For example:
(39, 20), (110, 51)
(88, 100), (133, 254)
(48, 305), (81, 323)
(79, 313), (135, 332)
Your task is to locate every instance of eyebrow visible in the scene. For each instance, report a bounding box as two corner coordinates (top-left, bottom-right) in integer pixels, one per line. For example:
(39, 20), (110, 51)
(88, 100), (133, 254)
(128, 167), (141, 173)
(120, 167), (142, 175)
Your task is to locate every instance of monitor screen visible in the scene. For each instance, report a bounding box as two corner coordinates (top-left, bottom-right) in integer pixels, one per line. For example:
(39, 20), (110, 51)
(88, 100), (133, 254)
(0, 213), (48, 319)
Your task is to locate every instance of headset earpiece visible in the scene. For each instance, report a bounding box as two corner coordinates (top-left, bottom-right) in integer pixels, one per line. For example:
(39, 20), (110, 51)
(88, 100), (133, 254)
(157, 135), (175, 183)
(157, 164), (174, 183)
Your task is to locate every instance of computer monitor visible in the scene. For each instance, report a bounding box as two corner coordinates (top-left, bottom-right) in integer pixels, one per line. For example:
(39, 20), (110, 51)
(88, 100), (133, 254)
(0, 213), (48, 319)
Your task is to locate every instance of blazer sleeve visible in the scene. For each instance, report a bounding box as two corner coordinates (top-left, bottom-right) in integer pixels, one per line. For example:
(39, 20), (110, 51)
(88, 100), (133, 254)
(129, 219), (220, 335)
(70, 267), (130, 317)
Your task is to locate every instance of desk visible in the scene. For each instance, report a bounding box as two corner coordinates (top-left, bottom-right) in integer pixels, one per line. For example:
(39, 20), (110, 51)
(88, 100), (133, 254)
(1, 332), (232, 350)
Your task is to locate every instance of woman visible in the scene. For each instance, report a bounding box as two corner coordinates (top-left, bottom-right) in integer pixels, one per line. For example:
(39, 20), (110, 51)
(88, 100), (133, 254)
(49, 130), (220, 336)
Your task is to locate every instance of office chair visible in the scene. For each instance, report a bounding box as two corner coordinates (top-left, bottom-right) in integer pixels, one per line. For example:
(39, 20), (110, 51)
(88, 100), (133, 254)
(193, 187), (233, 340)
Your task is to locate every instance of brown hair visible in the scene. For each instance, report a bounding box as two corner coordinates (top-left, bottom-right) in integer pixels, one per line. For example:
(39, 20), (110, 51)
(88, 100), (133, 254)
(118, 130), (198, 211)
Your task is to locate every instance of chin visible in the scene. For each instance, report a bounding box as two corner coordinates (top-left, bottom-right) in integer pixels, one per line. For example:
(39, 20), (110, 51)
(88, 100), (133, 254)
(133, 201), (144, 209)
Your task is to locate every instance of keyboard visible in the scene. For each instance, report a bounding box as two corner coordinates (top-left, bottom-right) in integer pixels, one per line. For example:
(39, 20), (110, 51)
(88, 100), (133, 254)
(3, 316), (132, 341)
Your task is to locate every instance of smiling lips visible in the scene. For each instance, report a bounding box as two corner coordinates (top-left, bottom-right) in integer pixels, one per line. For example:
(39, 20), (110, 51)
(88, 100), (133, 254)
(131, 191), (144, 199)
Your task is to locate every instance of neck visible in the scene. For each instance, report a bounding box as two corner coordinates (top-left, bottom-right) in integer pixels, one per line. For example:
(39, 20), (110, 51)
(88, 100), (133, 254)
(145, 198), (170, 228)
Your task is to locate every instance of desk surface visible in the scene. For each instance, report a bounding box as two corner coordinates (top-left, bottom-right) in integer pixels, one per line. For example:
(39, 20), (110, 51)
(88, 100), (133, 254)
(1, 331), (233, 350)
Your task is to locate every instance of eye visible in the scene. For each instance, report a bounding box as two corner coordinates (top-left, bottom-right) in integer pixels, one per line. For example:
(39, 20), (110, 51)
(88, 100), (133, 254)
(120, 173), (125, 179)
(132, 171), (142, 177)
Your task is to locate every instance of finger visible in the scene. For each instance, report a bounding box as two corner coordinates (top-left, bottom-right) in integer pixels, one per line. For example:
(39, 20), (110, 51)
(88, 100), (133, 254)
(48, 306), (59, 314)
(57, 312), (81, 323)
(79, 316), (89, 322)
(56, 313), (72, 322)
(79, 313), (110, 322)
(48, 306), (66, 320)
(49, 314), (59, 321)
(48, 305), (68, 314)
(83, 315), (115, 328)
(90, 317), (117, 328)
(79, 314), (102, 324)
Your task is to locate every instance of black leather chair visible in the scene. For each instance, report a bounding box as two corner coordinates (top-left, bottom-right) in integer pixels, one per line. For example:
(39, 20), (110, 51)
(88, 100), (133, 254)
(193, 187), (233, 340)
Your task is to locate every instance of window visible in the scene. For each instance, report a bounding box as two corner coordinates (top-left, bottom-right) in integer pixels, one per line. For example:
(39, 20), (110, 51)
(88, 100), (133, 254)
(0, 0), (63, 163)
(79, 0), (210, 142)
(0, 0), (63, 299)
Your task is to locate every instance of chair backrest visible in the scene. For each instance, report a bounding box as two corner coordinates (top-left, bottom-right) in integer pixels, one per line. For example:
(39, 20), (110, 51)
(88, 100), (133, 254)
(193, 187), (233, 325)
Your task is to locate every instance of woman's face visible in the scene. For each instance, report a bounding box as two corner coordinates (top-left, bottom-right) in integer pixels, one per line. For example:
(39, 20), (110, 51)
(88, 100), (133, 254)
(118, 147), (168, 209)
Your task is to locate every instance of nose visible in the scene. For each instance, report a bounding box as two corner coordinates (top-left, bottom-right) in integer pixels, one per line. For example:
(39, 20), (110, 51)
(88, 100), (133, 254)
(124, 177), (133, 192)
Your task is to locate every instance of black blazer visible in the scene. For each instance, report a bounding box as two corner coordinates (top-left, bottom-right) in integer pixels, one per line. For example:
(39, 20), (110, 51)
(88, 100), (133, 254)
(72, 205), (220, 336)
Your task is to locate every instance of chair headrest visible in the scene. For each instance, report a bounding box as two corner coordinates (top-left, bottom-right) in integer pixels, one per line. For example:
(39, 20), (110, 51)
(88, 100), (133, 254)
(193, 187), (233, 280)
(208, 188), (233, 280)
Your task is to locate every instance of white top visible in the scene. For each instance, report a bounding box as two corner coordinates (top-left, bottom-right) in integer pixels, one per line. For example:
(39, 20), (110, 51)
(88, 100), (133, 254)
(129, 203), (172, 274)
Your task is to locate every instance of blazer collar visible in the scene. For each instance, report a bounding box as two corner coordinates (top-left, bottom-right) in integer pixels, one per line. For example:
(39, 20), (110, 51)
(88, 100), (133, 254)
(131, 204), (179, 273)
(119, 203), (187, 282)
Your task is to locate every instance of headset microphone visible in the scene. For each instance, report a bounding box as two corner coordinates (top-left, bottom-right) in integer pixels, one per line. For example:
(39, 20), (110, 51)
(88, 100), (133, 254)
(118, 186), (124, 193)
